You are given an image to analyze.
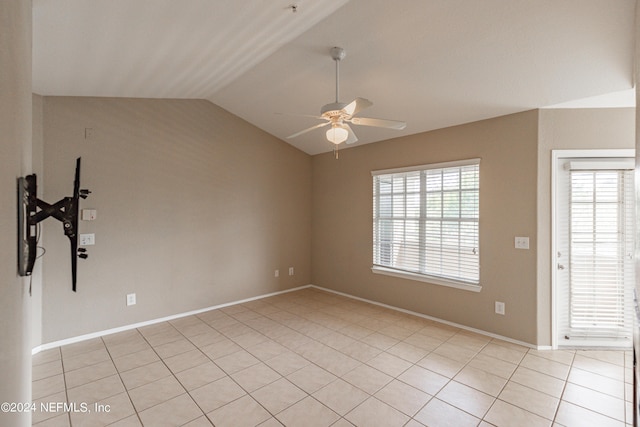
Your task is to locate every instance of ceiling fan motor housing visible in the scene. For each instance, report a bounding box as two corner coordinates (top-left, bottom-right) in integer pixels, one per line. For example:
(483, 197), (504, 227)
(321, 102), (349, 117)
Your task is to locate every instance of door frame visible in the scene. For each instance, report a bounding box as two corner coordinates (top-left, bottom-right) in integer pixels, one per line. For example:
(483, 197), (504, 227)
(551, 149), (635, 349)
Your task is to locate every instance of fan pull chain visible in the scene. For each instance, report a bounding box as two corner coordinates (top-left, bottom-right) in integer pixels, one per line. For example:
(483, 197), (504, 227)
(333, 144), (339, 159)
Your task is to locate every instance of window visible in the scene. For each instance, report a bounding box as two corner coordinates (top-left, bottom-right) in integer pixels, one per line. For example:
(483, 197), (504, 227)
(372, 159), (480, 291)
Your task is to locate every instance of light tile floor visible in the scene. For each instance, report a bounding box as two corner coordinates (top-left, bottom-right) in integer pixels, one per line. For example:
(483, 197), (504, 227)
(31, 288), (634, 426)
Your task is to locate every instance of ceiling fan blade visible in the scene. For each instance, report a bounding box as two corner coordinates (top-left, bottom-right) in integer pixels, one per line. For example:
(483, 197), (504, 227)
(349, 116), (407, 130)
(287, 121), (329, 139)
(342, 97), (373, 117)
(344, 124), (358, 145)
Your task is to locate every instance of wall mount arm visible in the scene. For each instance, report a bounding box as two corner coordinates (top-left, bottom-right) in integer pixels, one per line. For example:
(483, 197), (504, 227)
(17, 157), (90, 292)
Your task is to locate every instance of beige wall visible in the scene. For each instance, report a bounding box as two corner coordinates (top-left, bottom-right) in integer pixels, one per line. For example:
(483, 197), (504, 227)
(312, 110), (540, 344)
(0, 1), (33, 426)
(40, 97), (312, 343)
(35, 99), (637, 349)
(536, 107), (636, 345)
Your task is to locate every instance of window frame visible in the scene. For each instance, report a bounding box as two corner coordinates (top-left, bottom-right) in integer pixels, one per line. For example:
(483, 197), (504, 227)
(371, 158), (481, 292)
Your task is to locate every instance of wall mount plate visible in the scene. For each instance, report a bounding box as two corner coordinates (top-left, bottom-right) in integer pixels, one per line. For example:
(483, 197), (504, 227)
(17, 175), (37, 277)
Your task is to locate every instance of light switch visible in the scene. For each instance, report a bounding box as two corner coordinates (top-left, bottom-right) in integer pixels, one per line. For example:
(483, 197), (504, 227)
(81, 209), (97, 221)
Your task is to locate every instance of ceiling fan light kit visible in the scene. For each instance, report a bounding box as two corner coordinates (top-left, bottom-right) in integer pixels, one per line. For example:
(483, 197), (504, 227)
(286, 46), (406, 156)
(326, 123), (349, 144)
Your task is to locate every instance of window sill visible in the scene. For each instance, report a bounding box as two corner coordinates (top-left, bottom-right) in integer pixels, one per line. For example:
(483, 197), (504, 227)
(371, 266), (482, 293)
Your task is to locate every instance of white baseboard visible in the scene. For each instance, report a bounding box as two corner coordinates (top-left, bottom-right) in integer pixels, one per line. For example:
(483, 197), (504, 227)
(308, 285), (538, 349)
(536, 345), (553, 351)
(33, 285), (313, 354)
(34, 283), (546, 354)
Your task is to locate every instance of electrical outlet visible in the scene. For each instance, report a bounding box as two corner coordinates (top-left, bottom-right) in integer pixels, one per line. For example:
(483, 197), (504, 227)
(274, 269), (279, 278)
(495, 301), (505, 315)
(515, 236), (529, 250)
(288, 267), (294, 276)
(79, 233), (95, 246)
(126, 293), (136, 306)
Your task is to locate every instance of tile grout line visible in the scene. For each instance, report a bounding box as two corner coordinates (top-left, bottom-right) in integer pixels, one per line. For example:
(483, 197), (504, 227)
(216, 304), (359, 425)
(212, 299), (415, 424)
(551, 350), (576, 427)
(61, 347), (72, 427)
(189, 306), (313, 424)
(101, 333), (156, 427)
(134, 322), (205, 426)
(169, 308), (325, 425)
(274, 294), (515, 425)
(557, 350), (631, 426)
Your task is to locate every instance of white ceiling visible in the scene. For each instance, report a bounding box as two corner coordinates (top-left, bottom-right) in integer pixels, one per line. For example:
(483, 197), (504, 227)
(33, 0), (636, 155)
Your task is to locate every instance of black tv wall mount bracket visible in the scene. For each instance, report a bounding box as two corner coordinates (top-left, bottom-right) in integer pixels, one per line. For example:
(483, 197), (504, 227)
(17, 157), (91, 292)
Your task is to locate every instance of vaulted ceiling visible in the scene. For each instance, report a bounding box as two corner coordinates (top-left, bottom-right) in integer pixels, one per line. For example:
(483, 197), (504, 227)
(33, 0), (636, 155)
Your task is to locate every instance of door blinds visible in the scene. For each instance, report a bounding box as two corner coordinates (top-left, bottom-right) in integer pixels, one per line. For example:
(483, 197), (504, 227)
(566, 166), (635, 340)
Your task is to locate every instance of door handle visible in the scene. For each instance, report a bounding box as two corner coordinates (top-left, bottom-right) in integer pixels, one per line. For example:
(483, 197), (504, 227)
(557, 264), (565, 270)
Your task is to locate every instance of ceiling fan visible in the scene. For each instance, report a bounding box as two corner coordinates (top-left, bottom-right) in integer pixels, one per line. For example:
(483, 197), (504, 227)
(286, 47), (407, 147)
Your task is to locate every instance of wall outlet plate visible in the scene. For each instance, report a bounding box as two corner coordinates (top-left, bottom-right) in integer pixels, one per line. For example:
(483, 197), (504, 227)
(126, 293), (136, 306)
(288, 267), (294, 276)
(515, 236), (529, 250)
(495, 301), (505, 315)
(79, 233), (95, 246)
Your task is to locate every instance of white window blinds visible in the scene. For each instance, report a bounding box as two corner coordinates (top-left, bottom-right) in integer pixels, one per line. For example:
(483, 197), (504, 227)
(567, 167), (635, 339)
(372, 159), (480, 286)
